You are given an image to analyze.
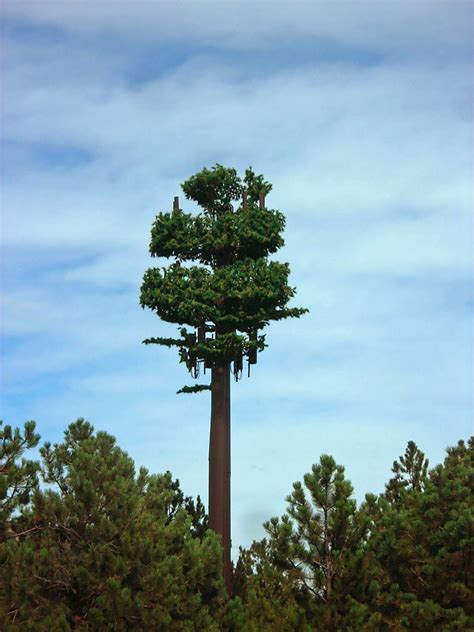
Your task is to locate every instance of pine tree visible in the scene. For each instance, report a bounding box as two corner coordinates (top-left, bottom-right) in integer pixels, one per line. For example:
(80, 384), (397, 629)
(364, 438), (474, 630)
(261, 455), (369, 629)
(233, 439), (474, 630)
(0, 420), (40, 538)
(140, 164), (307, 590)
(385, 440), (429, 503)
(0, 420), (228, 631)
(4, 421), (471, 630)
(233, 539), (311, 631)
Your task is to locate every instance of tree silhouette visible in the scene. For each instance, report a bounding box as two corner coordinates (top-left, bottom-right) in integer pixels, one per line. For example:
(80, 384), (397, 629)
(140, 164), (307, 590)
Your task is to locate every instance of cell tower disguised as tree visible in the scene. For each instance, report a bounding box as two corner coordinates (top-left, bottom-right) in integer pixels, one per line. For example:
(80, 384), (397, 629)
(140, 165), (307, 591)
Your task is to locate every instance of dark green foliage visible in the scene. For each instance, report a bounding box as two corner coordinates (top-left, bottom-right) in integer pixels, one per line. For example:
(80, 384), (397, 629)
(2, 422), (471, 630)
(235, 439), (474, 631)
(141, 259), (302, 330)
(176, 384), (212, 394)
(247, 455), (372, 630)
(0, 420), (40, 536)
(181, 164), (244, 216)
(140, 164), (307, 391)
(385, 440), (429, 503)
(365, 437), (474, 629)
(148, 191), (284, 264)
(0, 419), (226, 631)
(264, 455), (368, 606)
(233, 540), (311, 631)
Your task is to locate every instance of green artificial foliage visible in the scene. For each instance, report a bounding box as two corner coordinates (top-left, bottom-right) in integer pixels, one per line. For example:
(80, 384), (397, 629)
(176, 385), (212, 395)
(140, 164), (307, 391)
(140, 164), (308, 591)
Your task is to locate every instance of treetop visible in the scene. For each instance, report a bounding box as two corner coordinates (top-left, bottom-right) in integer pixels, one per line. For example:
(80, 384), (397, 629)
(140, 164), (307, 392)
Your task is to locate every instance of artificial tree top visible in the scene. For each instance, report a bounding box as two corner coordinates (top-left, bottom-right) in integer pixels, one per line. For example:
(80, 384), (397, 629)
(148, 166), (284, 265)
(140, 164), (307, 391)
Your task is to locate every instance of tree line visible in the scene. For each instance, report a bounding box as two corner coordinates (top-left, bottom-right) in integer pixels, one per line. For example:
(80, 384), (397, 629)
(1, 419), (472, 630)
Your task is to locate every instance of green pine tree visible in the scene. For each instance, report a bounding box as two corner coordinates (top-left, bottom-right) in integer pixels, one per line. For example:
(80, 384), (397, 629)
(239, 455), (370, 630)
(385, 440), (429, 503)
(0, 420), (40, 539)
(233, 539), (311, 631)
(0, 419), (228, 631)
(235, 439), (474, 631)
(363, 438), (474, 630)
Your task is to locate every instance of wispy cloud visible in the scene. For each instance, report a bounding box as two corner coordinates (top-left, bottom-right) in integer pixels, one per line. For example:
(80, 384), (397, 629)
(3, 1), (472, 59)
(1, 1), (472, 551)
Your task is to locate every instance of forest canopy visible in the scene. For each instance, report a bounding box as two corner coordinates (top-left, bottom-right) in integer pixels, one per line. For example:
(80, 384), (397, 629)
(1, 419), (472, 631)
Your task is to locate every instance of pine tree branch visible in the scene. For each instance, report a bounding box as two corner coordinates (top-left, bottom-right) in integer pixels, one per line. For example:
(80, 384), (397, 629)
(33, 574), (74, 593)
(1, 525), (43, 542)
(55, 521), (85, 541)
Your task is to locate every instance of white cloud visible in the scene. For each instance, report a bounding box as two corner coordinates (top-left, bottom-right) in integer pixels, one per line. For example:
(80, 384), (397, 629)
(3, 58), (472, 257)
(1, 1), (472, 552)
(3, 0), (472, 58)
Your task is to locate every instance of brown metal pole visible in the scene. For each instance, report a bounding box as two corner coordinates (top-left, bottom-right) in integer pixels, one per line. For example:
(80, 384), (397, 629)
(209, 362), (232, 593)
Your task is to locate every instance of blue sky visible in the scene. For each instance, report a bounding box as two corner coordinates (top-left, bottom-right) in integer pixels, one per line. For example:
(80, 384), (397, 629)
(1, 1), (473, 551)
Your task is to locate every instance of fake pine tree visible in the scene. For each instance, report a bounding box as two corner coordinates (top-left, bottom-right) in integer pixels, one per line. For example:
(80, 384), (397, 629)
(140, 165), (307, 590)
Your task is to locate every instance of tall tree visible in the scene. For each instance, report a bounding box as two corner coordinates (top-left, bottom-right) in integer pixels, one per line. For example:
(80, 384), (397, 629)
(263, 455), (369, 628)
(235, 439), (474, 630)
(368, 437), (474, 629)
(1, 420), (228, 631)
(232, 455), (374, 630)
(140, 164), (307, 590)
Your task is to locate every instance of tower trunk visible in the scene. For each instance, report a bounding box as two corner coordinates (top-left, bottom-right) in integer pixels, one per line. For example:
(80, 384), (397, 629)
(209, 363), (232, 593)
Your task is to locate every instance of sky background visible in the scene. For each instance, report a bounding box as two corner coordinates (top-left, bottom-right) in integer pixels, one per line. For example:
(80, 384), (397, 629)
(1, 1), (473, 553)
